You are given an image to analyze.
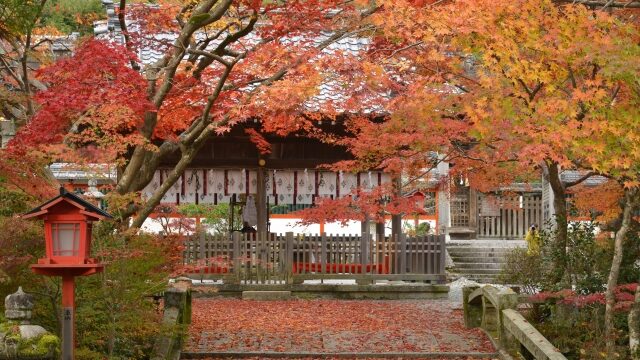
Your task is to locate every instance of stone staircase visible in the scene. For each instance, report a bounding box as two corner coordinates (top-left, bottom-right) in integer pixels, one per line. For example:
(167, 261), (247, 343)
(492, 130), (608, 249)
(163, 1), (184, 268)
(447, 241), (524, 284)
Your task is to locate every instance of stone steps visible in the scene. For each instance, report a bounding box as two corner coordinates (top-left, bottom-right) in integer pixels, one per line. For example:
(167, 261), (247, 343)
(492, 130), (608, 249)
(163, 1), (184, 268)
(461, 274), (502, 284)
(447, 243), (521, 284)
(448, 246), (512, 255)
(455, 268), (502, 275)
(450, 256), (507, 263)
(454, 262), (503, 270)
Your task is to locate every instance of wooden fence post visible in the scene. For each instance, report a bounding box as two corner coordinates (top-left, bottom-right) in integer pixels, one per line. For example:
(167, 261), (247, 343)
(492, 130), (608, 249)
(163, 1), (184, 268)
(321, 233), (327, 275)
(285, 232), (294, 284)
(198, 232), (206, 280)
(399, 233), (407, 274)
(439, 234), (446, 278)
(231, 232), (241, 285)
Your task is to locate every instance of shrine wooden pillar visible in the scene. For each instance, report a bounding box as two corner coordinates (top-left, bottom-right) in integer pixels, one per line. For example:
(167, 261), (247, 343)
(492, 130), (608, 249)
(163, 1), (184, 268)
(256, 165), (268, 235)
(391, 176), (402, 239)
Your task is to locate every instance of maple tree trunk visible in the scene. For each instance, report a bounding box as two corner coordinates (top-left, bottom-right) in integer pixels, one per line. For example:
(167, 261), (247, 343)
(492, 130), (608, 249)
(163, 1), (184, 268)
(115, 0), (234, 195)
(630, 282), (640, 359)
(605, 187), (636, 357)
(130, 155), (193, 229)
(547, 161), (570, 286)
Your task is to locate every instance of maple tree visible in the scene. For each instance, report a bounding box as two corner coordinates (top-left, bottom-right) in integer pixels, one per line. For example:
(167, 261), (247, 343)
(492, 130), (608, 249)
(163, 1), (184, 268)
(364, 0), (639, 355)
(0, 0), (637, 356)
(0, 0), (101, 124)
(323, 1), (639, 354)
(0, 0), (109, 200)
(1, 0), (50, 124)
(8, 0), (391, 228)
(336, 0), (638, 282)
(570, 78), (640, 356)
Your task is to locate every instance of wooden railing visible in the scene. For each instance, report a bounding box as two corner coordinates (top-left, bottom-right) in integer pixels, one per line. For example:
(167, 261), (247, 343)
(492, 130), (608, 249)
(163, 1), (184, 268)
(463, 285), (567, 360)
(183, 233), (446, 284)
(477, 194), (543, 239)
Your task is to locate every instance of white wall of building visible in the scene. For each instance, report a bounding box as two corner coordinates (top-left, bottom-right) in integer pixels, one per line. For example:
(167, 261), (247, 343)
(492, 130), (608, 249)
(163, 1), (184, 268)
(269, 218), (321, 234)
(140, 216), (437, 236)
(323, 220), (362, 236)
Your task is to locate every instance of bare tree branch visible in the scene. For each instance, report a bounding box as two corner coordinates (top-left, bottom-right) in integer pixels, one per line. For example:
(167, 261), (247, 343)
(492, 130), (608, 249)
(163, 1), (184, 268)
(566, 0), (640, 8)
(564, 171), (598, 188)
(118, 0), (141, 71)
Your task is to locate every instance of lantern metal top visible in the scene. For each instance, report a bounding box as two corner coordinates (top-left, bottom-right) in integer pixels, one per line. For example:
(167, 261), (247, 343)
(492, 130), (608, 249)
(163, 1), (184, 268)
(22, 187), (112, 220)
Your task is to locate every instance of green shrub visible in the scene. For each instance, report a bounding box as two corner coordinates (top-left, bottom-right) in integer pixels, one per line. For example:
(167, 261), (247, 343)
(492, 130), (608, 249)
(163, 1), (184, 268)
(501, 220), (640, 359)
(73, 221), (176, 359)
(501, 221), (640, 294)
(527, 297), (631, 359)
(498, 247), (545, 293)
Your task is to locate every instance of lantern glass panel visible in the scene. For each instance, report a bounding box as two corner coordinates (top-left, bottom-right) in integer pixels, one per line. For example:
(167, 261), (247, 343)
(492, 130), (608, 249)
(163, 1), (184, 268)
(52, 223), (80, 257)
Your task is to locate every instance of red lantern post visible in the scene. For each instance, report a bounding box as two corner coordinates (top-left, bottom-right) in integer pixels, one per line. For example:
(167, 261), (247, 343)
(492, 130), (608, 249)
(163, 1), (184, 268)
(23, 187), (111, 360)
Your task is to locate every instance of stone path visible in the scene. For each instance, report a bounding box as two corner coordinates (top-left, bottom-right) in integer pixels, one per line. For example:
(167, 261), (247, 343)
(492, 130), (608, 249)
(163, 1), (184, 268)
(182, 299), (497, 359)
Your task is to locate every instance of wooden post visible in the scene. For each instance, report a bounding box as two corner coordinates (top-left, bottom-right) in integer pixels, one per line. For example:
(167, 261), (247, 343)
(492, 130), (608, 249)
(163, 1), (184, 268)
(256, 167), (267, 235)
(391, 177), (402, 239)
(285, 232), (294, 284)
(198, 231), (206, 280)
(321, 233), (327, 275)
(399, 233), (407, 274)
(439, 234), (446, 278)
(257, 231), (267, 283)
(61, 275), (75, 360)
(232, 232), (241, 284)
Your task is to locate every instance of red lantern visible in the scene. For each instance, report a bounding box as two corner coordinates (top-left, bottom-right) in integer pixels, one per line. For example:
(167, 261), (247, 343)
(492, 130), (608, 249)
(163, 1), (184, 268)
(23, 187), (111, 359)
(405, 190), (426, 212)
(24, 187), (109, 269)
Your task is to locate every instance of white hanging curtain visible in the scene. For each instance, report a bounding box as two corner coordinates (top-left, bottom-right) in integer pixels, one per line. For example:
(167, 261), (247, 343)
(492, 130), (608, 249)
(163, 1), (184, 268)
(141, 169), (391, 205)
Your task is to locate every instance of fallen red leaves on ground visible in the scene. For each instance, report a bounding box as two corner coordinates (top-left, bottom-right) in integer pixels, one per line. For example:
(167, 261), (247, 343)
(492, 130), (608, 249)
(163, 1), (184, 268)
(187, 299), (495, 356)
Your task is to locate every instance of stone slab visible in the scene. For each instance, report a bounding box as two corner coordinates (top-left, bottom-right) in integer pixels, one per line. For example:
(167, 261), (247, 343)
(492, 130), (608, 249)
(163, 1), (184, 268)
(242, 291), (291, 300)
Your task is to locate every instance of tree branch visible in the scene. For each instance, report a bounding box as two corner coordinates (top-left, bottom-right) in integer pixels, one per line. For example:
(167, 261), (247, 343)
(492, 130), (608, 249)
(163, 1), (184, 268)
(566, 0), (640, 8)
(118, 0), (141, 71)
(564, 171), (597, 188)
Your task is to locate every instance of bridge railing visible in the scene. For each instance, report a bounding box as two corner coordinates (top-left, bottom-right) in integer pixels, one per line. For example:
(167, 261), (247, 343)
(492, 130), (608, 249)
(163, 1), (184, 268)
(463, 285), (567, 360)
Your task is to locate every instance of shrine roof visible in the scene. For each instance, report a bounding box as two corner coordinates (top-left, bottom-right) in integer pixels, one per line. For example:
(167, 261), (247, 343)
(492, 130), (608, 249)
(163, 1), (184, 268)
(23, 187), (112, 220)
(49, 163), (117, 183)
(93, 2), (390, 114)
